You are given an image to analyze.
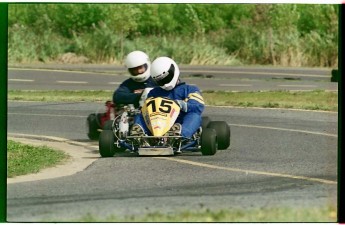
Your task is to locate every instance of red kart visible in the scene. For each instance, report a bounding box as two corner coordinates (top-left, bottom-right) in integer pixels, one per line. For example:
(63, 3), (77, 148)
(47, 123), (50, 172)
(86, 101), (117, 140)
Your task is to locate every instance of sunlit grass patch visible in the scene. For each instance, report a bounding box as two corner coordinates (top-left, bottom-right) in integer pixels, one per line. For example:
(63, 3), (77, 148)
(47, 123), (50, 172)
(7, 140), (69, 178)
(202, 90), (338, 111)
(8, 90), (112, 102)
(8, 89), (338, 111)
(61, 206), (337, 222)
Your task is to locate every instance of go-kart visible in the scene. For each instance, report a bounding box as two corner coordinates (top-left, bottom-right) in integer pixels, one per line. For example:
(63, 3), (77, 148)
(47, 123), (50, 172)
(86, 100), (116, 140)
(98, 96), (231, 157)
(86, 88), (153, 140)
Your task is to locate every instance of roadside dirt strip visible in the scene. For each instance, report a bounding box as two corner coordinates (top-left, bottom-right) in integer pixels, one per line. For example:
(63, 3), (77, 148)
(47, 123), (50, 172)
(7, 134), (99, 184)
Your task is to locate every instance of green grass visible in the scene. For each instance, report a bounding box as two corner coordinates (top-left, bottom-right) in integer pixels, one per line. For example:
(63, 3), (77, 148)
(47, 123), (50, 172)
(203, 89), (338, 111)
(8, 90), (111, 102)
(8, 89), (338, 111)
(62, 206), (336, 222)
(7, 140), (69, 178)
(8, 4), (338, 67)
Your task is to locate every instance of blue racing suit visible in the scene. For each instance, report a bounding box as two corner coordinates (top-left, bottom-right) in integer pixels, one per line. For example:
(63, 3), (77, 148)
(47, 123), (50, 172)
(134, 81), (205, 138)
(113, 77), (157, 108)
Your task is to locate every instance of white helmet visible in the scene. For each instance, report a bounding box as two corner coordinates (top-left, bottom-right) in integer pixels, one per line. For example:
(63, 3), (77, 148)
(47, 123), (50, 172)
(124, 51), (151, 82)
(151, 57), (180, 91)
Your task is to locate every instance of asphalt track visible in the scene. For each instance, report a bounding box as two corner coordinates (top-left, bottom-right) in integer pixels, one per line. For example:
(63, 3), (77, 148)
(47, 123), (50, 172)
(8, 65), (337, 92)
(6, 66), (338, 222)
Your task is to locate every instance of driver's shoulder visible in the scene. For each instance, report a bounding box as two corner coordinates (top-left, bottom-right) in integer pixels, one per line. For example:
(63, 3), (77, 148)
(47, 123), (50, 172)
(149, 87), (164, 96)
(177, 82), (200, 92)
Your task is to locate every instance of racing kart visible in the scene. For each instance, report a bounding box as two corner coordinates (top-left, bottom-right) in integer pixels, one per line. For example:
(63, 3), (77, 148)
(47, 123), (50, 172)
(86, 100), (117, 140)
(98, 96), (231, 157)
(86, 88), (153, 140)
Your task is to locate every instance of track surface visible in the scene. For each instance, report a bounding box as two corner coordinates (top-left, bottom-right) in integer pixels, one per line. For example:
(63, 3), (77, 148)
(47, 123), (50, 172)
(7, 66), (338, 222)
(8, 65), (337, 92)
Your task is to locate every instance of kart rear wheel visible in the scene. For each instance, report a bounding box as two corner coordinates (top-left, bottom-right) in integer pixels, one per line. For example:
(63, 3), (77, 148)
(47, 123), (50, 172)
(103, 120), (114, 130)
(99, 130), (116, 157)
(87, 113), (101, 140)
(207, 121), (230, 150)
(201, 116), (211, 130)
(201, 128), (217, 156)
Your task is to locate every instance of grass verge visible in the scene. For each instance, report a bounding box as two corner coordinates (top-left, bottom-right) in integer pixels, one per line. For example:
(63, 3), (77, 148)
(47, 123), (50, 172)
(7, 140), (69, 178)
(203, 89), (338, 111)
(63, 206), (336, 222)
(8, 89), (338, 111)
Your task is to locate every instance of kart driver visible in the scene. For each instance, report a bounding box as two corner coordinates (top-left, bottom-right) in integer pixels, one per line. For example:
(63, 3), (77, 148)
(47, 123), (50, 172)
(131, 56), (205, 139)
(113, 50), (157, 108)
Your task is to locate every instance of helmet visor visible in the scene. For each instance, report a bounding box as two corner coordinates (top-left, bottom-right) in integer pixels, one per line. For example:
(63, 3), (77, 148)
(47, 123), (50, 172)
(128, 64), (148, 76)
(155, 64), (175, 86)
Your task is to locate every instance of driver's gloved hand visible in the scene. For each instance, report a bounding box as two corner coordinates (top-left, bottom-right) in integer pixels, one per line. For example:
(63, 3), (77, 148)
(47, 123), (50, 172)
(175, 100), (188, 112)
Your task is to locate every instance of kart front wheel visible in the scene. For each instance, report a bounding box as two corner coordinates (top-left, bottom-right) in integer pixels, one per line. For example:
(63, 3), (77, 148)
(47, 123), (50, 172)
(99, 130), (116, 157)
(201, 128), (217, 156)
(207, 121), (230, 150)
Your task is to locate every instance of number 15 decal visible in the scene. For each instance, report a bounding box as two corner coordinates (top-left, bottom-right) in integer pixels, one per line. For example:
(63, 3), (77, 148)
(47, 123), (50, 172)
(147, 99), (174, 113)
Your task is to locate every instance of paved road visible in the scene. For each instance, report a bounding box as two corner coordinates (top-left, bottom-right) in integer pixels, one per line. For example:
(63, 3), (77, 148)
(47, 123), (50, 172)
(7, 101), (338, 222)
(8, 65), (337, 92)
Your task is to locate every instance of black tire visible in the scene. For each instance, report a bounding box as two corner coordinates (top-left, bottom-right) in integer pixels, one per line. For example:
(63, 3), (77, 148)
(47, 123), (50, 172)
(201, 128), (217, 156)
(99, 130), (116, 157)
(201, 116), (211, 130)
(87, 113), (101, 140)
(103, 120), (114, 130)
(104, 119), (127, 152)
(207, 121), (230, 150)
